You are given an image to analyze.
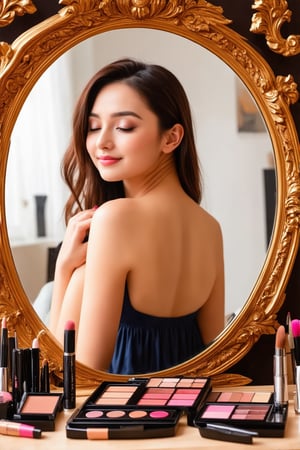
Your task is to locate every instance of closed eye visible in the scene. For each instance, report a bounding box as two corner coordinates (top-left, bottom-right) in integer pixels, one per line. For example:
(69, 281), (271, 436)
(117, 126), (135, 132)
(88, 127), (101, 132)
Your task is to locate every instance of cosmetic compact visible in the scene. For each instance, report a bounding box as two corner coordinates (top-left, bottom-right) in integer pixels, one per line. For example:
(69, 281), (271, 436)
(194, 390), (288, 437)
(0, 391), (14, 419)
(66, 376), (212, 439)
(13, 392), (63, 431)
(66, 406), (181, 439)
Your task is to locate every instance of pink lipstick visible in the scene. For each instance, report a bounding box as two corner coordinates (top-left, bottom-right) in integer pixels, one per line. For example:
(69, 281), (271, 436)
(63, 320), (76, 410)
(0, 420), (42, 438)
(0, 317), (8, 392)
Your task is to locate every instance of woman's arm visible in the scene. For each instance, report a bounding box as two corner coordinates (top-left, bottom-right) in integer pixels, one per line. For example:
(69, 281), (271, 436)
(49, 209), (95, 338)
(76, 200), (134, 371)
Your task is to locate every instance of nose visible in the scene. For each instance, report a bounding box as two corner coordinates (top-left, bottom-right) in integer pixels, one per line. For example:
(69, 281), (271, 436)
(95, 127), (113, 151)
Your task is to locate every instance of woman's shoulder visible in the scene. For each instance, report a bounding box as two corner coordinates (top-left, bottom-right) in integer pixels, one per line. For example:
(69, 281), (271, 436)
(97, 197), (144, 213)
(192, 205), (223, 248)
(92, 198), (144, 227)
(197, 204), (222, 229)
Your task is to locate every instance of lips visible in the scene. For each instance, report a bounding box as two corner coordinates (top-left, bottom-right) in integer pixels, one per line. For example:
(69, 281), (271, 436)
(98, 155), (121, 166)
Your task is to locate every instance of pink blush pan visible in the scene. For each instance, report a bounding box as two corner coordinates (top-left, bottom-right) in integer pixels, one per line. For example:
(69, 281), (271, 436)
(201, 404), (235, 419)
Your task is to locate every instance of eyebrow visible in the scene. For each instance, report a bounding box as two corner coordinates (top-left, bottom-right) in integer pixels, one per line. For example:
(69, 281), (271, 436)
(89, 111), (142, 119)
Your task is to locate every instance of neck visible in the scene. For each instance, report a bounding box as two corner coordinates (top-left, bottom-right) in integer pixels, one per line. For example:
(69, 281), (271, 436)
(124, 154), (180, 198)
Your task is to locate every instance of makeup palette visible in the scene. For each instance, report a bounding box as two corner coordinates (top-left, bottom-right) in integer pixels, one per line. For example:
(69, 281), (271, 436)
(91, 377), (210, 424)
(194, 390), (288, 437)
(66, 376), (211, 439)
(13, 392), (63, 431)
(205, 390), (273, 404)
(66, 406), (181, 439)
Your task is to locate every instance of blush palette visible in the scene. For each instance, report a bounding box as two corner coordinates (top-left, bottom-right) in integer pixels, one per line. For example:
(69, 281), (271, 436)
(194, 391), (288, 437)
(13, 392), (63, 431)
(66, 376), (211, 439)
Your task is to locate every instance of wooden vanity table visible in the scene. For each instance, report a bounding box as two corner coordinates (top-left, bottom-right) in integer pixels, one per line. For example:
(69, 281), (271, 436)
(0, 386), (299, 450)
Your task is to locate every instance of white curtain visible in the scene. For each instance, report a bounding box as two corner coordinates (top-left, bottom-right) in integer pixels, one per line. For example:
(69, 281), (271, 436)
(6, 52), (74, 243)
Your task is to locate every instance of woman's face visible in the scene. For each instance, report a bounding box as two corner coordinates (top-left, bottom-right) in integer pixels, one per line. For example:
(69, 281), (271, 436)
(86, 82), (171, 188)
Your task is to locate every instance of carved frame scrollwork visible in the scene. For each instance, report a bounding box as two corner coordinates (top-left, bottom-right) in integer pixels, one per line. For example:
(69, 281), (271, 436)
(251, 0), (300, 56)
(0, 0), (300, 388)
(0, 0), (37, 28)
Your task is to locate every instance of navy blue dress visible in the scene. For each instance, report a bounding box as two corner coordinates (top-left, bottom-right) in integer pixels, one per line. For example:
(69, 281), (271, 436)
(109, 285), (205, 374)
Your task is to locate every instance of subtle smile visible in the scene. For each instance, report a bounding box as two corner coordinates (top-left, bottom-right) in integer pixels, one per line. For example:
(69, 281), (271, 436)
(98, 156), (121, 166)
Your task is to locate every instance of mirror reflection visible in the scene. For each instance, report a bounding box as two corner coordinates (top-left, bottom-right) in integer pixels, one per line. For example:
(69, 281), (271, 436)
(6, 29), (273, 371)
(49, 56), (226, 373)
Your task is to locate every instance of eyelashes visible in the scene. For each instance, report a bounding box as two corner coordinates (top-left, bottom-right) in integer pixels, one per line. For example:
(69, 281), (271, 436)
(87, 124), (136, 133)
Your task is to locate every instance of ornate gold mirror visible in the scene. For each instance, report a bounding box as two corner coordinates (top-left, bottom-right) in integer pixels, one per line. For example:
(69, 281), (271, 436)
(0, 0), (300, 388)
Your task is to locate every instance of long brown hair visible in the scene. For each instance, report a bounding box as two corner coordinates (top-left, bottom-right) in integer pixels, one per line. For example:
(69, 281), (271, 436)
(62, 58), (202, 223)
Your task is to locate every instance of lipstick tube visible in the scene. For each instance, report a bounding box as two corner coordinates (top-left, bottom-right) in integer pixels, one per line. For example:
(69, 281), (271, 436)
(30, 338), (40, 392)
(0, 369), (7, 394)
(273, 347), (288, 408)
(0, 318), (8, 392)
(0, 420), (42, 438)
(63, 320), (76, 409)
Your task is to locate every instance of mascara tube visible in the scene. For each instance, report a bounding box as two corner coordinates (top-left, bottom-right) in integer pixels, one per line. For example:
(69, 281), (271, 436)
(63, 320), (76, 409)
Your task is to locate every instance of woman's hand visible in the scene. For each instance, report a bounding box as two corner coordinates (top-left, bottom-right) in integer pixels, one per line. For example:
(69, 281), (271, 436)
(56, 208), (97, 274)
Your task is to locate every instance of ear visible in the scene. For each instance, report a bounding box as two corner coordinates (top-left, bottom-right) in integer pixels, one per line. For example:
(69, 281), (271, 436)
(162, 123), (184, 154)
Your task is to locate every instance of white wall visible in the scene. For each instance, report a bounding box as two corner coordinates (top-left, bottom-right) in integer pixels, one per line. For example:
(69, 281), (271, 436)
(6, 29), (273, 311)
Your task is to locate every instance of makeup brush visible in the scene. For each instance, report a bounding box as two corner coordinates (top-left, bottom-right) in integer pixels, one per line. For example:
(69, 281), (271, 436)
(273, 325), (288, 409)
(285, 312), (295, 384)
(291, 319), (300, 366)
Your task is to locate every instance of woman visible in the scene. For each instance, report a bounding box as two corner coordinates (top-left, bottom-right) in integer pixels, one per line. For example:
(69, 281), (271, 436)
(49, 58), (225, 374)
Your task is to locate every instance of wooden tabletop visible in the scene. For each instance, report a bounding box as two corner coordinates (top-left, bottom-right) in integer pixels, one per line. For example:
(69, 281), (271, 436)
(0, 385), (299, 450)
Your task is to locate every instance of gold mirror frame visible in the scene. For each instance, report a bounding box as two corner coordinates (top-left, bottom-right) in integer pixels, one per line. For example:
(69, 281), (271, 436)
(1, 0), (300, 388)
(251, 0), (300, 56)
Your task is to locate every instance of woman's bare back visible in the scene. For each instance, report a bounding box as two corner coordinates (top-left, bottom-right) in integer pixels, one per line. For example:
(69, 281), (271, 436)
(123, 189), (224, 321)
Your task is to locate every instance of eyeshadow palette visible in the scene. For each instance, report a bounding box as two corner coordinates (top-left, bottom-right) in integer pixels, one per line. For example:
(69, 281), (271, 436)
(66, 376), (212, 438)
(194, 392), (288, 437)
(66, 406), (181, 439)
(205, 390), (273, 404)
(13, 392), (63, 431)
(86, 377), (211, 425)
